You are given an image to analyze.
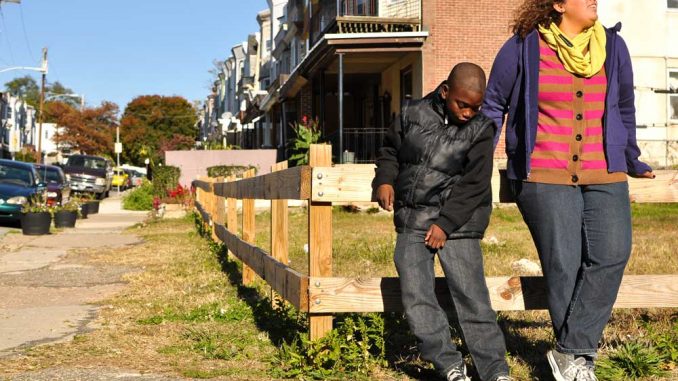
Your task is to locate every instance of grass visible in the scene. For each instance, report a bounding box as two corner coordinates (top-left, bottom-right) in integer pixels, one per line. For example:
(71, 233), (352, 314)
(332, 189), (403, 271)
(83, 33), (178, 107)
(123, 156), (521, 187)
(0, 203), (675, 380)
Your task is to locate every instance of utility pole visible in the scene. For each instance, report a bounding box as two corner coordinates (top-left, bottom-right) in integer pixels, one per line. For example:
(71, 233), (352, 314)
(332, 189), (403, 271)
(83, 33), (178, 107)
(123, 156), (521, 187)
(35, 47), (48, 164)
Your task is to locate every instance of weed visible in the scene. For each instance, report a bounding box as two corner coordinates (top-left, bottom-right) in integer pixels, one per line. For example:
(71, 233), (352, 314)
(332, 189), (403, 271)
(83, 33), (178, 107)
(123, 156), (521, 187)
(272, 314), (387, 379)
(597, 342), (666, 380)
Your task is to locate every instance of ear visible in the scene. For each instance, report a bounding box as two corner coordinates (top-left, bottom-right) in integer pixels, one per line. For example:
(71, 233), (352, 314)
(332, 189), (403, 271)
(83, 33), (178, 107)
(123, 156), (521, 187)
(440, 83), (449, 100)
(553, 1), (565, 14)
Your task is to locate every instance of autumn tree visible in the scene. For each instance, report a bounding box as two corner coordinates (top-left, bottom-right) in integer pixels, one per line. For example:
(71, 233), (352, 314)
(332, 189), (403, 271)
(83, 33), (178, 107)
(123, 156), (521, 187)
(120, 95), (198, 165)
(44, 100), (118, 156)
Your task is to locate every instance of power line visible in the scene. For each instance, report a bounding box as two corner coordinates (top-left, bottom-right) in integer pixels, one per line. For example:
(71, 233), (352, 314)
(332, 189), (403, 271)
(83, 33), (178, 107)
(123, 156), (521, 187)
(18, 3), (36, 63)
(0, 5), (16, 65)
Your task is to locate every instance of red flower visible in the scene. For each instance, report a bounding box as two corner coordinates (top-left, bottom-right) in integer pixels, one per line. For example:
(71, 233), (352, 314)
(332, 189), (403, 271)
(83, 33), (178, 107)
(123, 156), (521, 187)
(302, 115), (308, 125)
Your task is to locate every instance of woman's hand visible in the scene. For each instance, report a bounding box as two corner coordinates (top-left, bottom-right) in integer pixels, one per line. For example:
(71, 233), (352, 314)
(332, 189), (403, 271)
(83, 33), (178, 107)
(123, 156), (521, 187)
(631, 171), (655, 179)
(425, 224), (447, 249)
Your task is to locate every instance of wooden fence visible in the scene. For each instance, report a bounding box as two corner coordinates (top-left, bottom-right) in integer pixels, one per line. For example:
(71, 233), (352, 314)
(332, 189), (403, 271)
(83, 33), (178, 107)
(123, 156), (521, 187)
(192, 144), (678, 340)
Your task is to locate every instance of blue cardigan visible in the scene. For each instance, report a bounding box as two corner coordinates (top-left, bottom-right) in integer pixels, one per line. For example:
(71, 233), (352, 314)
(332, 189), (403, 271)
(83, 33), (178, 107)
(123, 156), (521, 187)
(482, 23), (652, 180)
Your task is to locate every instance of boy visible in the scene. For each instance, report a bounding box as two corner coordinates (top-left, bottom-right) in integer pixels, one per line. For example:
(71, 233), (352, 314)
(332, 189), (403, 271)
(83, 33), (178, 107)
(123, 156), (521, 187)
(373, 63), (510, 381)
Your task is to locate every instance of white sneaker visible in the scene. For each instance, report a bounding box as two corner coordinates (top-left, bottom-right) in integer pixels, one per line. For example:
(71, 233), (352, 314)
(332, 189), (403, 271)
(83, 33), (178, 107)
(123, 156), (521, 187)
(494, 376), (514, 381)
(547, 349), (590, 381)
(446, 364), (471, 381)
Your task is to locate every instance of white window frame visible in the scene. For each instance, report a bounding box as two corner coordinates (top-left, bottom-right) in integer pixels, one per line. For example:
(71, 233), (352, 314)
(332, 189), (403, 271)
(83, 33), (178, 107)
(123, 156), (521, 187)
(669, 69), (678, 122)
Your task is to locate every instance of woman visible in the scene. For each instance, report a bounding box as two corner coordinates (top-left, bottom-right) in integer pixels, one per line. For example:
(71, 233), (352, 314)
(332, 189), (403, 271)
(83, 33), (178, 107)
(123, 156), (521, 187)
(482, 1), (654, 380)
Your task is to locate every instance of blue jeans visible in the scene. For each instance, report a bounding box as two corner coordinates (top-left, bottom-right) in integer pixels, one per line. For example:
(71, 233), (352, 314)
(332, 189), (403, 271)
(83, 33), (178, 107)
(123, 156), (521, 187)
(394, 234), (509, 380)
(513, 181), (632, 355)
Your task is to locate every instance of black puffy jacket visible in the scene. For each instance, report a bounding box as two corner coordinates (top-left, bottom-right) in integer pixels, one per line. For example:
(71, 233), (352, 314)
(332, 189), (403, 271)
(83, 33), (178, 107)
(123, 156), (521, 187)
(373, 85), (495, 239)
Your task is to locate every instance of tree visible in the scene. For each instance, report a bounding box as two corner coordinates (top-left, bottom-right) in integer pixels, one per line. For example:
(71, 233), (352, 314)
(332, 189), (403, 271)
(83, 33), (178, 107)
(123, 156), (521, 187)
(44, 100), (118, 156)
(120, 95), (198, 165)
(4, 76), (40, 108)
(4, 77), (78, 115)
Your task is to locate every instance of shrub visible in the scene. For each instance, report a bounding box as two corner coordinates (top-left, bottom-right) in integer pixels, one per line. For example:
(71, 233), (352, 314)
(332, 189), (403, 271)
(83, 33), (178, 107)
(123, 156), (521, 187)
(123, 180), (154, 210)
(272, 314), (386, 379)
(206, 165), (257, 178)
(152, 165), (180, 198)
(288, 115), (323, 166)
(596, 342), (666, 380)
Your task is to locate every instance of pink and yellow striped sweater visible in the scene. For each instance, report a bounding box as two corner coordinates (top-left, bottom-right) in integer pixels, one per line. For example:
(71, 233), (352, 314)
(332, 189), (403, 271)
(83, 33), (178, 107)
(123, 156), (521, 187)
(527, 36), (627, 185)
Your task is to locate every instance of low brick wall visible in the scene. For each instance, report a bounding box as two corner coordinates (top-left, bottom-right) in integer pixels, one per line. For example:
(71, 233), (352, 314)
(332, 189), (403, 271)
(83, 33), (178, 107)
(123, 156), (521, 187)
(165, 150), (278, 187)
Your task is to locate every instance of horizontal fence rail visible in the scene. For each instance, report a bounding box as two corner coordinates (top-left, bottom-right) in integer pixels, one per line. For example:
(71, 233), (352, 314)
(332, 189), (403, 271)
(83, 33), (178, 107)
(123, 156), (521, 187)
(192, 144), (678, 340)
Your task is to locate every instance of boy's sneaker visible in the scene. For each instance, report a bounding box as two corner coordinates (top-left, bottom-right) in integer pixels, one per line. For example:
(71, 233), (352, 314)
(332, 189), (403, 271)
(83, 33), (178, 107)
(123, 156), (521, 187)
(547, 349), (590, 381)
(583, 365), (598, 381)
(445, 364), (470, 381)
(494, 376), (514, 381)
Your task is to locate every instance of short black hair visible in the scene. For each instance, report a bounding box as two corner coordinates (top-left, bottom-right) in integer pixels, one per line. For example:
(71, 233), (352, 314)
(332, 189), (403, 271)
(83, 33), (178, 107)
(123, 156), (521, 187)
(447, 62), (486, 94)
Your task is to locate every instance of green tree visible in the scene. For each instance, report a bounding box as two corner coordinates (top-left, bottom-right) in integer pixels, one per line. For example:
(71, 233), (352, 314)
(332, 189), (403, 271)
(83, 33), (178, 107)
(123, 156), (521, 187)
(4, 77), (78, 116)
(4, 76), (40, 108)
(120, 95), (198, 165)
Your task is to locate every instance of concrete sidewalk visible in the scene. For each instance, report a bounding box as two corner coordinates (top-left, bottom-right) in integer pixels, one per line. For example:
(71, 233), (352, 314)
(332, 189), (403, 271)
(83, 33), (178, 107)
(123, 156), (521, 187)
(0, 194), (148, 358)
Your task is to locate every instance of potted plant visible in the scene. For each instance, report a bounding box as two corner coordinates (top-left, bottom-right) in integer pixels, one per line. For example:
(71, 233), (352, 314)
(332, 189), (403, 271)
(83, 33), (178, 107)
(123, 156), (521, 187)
(20, 196), (52, 235)
(70, 196), (89, 219)
(53, 199), (79, 228)
(81, 193), (100, 215)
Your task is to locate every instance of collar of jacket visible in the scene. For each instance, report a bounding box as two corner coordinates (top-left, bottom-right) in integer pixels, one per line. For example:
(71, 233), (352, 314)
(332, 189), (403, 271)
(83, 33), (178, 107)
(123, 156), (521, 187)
(423, 81), (449, 122)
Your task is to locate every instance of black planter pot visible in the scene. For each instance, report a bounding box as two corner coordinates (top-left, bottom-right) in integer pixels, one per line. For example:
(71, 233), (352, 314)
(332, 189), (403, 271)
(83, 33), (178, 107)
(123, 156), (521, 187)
(54, 210), (77, 228)
(21, 212), (52, 235)
(86, 201), (100, 214)
(79, 204), (89, 219)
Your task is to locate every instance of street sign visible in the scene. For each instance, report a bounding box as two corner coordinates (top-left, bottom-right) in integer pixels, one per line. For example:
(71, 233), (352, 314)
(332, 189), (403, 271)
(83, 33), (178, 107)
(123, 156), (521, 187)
(114, 142), (123, 153)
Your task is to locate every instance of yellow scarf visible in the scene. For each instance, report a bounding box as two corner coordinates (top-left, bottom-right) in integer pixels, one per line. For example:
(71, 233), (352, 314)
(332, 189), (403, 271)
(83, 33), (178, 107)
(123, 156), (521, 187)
(537, 21), (607, 78)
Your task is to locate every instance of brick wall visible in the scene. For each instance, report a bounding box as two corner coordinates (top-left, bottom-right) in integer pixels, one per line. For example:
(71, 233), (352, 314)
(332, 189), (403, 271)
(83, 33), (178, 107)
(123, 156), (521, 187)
(422, 0), (519, 159)
(298, 84), (313, 121)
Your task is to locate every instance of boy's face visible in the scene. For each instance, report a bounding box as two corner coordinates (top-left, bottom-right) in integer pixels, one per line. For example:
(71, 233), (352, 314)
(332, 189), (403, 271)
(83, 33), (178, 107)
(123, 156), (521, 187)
(441, 84), (483, 125)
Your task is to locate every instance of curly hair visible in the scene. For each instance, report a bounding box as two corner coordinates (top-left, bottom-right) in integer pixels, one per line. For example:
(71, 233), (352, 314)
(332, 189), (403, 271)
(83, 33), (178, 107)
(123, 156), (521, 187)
(512, 0), (565, 38)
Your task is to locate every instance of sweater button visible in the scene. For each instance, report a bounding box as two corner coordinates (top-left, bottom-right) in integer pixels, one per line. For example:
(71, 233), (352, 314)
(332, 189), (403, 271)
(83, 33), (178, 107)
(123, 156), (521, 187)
(576, 134), (583, 141)
(573, 155), (579, 162)
(576, 91), (583, 98)
(571, 175), (579, 183)
(576, 114), (583, 121)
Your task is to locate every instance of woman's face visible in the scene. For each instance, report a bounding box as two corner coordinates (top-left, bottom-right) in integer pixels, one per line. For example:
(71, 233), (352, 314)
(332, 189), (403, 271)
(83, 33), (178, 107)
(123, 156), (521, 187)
(556, 0), (599, 29)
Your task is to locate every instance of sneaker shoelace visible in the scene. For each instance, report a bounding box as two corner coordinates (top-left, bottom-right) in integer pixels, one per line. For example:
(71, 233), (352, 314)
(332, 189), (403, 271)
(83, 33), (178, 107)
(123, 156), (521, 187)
(446, 367), (466, 381)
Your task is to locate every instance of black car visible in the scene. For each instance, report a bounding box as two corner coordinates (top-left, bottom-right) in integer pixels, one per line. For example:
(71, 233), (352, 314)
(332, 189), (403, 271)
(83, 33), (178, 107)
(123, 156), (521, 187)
(34, 164), (71, 207)
(62, 154), (113, 199)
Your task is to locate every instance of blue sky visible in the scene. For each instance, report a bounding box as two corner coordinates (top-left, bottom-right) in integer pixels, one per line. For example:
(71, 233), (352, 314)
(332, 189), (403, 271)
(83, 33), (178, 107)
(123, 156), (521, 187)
(0, 0), (267, 111)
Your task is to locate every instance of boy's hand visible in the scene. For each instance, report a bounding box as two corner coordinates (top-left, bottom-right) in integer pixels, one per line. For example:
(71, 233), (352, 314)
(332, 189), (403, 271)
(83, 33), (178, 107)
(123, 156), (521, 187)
(376, 184), (394, 211)
(425, 224), (447, 249)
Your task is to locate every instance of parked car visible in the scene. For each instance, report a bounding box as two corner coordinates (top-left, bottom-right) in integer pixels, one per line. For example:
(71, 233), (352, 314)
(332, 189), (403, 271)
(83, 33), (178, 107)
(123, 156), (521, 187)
(128, 170), (144, 187)
(34, 164), (71, 206)
(111, 167), (129, 189)
(62, 154), (113, 199)
(0, 159), (46, 222)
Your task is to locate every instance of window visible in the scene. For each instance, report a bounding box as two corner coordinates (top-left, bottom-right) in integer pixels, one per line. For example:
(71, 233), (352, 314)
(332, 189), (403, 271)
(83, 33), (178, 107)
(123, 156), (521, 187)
(669, 0), (678, 9)
(669, 70), (678, 122)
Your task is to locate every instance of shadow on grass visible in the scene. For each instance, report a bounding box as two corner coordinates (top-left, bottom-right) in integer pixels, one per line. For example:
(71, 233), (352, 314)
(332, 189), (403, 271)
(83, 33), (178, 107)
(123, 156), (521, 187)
(193, 214), (557, 380)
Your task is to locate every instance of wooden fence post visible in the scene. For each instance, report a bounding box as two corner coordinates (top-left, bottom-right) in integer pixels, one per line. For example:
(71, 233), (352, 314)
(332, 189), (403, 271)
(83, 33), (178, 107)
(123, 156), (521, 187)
(242, 169), (256, 286)
(226, 175), (238, 260)
(271, 161), (289, 307)
(212, 177), (224, 242)
(308, 144), (333, 340)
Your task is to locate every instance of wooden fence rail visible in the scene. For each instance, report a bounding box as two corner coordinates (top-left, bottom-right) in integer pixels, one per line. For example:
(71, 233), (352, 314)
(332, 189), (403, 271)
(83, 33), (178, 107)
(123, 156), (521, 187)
(193, 144), (678, 340)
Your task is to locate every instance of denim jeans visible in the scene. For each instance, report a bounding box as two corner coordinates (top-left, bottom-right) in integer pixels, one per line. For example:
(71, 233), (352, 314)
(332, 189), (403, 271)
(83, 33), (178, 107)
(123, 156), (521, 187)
(394, 233), (509, 381)
(513, 181), (632, 355)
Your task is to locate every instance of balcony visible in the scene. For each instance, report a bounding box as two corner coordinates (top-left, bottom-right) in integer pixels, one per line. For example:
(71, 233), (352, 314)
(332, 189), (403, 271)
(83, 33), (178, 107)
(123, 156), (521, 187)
(311, 0), (421, 45)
